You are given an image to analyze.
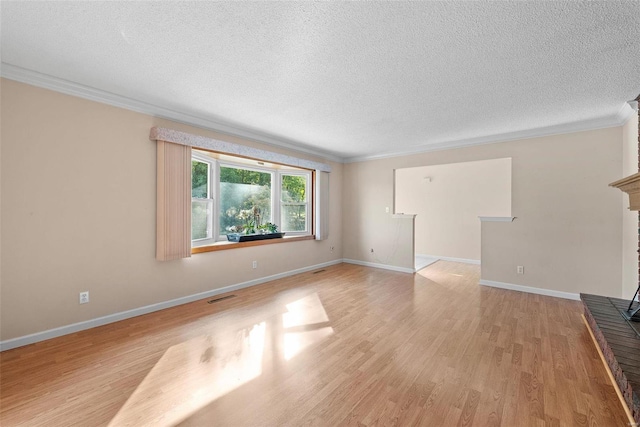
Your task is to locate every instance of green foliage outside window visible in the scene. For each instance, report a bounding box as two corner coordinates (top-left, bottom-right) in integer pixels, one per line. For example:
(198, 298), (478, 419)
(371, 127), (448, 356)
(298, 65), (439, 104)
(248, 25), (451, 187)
(191, 157), (310, 239)
(192, 161), (209, 198)
(281, 175), (307, 232)
(281, 175), (306, 202)
(220, 166), (272, 234)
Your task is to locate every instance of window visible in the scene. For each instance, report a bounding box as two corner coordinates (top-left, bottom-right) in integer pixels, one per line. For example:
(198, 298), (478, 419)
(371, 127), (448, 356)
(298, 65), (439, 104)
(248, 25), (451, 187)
(191, 157), (213, 241)
(192, 149), (312, 247)
(280, 173), (309, 233)
(219, 165), (272, 236)
(152, 127), (330, 260)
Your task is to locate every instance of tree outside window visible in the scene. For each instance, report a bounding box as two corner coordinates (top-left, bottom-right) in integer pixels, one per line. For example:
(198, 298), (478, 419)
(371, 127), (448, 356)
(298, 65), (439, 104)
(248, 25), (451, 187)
(281, 174), (308, 232)
(219, 166), (272, 235)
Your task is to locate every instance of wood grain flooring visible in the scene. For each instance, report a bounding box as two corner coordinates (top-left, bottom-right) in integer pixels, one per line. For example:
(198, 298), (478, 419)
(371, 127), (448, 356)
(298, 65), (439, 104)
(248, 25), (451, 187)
(0, 261), (628, 426)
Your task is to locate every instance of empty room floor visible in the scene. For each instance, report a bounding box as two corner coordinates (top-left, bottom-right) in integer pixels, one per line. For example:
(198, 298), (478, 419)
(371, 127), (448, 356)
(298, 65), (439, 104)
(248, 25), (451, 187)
(0, 261), (627, 426)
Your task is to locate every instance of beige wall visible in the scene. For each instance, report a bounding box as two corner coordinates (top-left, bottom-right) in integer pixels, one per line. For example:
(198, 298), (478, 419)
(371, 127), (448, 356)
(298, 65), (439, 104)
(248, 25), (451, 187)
(344, 127), (625, 297)
(0, 79), (3, 339)
(622, 112), (639, 299)
(395, 159), (511, 261)
(0, 79), (343, 341)
(1, 76), (635, 342)
(341, 158), (415, 270)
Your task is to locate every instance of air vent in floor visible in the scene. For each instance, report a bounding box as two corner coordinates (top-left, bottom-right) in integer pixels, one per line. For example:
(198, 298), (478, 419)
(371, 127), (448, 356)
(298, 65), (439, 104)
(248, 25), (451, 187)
(207, 295), (237, 304)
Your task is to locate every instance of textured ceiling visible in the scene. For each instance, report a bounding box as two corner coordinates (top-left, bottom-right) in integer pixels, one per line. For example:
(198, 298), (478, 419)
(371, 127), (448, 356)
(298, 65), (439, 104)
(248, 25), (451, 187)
(1, 1), (639, 160)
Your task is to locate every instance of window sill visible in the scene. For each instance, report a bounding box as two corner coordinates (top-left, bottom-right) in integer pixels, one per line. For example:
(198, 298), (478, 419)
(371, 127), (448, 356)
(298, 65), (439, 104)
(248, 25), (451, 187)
(192, 234), (315, 254)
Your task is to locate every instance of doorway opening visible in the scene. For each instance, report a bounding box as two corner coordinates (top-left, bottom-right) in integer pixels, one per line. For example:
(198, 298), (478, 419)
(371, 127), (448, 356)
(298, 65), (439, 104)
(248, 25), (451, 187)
(395, 158), (512, 271)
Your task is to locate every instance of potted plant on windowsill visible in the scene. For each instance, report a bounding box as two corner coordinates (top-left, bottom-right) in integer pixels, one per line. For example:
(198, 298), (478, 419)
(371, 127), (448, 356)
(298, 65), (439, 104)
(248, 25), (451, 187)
(226, 207), (285, 242)
(226, 222), (285, 242)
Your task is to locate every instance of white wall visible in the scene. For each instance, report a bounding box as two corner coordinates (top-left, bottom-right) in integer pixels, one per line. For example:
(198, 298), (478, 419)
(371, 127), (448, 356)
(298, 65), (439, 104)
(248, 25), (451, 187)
(395, 158), (511, 261)
(0, 79), (343, 342)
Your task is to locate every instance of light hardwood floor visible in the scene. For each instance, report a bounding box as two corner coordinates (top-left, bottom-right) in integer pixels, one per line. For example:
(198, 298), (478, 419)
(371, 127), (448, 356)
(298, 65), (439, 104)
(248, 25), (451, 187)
(0, 261), (627, 426)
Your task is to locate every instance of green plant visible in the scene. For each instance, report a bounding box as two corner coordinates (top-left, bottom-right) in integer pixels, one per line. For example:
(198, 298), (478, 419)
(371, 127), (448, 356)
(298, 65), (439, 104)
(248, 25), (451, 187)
(258, 222), (278, 233)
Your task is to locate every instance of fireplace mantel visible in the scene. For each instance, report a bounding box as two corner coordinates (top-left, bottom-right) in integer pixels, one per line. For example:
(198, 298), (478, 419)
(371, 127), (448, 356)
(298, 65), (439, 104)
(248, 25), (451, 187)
(610, 172), (640, 211)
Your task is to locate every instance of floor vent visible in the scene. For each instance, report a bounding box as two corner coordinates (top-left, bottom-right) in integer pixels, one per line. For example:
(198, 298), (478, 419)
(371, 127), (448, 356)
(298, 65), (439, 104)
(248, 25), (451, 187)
(207, 295), (237, 304)
(312, 269), (326, 274)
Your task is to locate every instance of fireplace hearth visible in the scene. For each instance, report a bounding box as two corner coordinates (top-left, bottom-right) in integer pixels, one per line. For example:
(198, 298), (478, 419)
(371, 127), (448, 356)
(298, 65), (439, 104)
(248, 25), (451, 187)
(581, 293), (640, 424)
(620, 285), (640, 322)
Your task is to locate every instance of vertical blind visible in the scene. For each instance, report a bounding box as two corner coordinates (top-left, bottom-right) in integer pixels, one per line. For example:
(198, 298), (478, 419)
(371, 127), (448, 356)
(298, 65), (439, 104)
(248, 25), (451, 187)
(156, 140), (192, 261)
(315, 171), (330, 241)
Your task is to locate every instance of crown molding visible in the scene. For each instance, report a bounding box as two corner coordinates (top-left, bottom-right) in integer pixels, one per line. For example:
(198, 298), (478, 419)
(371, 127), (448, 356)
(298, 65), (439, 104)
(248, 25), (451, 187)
(0, 63), (344, 163)
(2, 63), (636, 165)
(344, 102), (638, 163)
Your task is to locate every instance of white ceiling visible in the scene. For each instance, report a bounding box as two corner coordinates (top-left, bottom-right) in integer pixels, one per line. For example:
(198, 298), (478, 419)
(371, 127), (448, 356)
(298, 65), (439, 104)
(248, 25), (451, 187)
(1, 1), (639, 161)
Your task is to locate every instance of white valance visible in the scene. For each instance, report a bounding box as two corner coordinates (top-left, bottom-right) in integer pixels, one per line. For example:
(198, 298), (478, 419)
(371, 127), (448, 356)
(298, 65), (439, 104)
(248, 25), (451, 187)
(150, 127), (331, 173)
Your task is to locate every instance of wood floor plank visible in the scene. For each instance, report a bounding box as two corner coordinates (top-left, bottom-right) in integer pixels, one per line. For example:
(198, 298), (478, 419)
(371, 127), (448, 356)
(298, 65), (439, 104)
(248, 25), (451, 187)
(0, 261), (629, 426)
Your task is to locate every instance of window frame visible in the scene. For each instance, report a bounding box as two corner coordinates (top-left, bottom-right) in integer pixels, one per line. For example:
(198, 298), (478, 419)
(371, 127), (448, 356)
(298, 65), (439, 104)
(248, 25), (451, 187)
(279, 171), (311, 236)
(217, 161), (276, 241)
(191, 153), (215, 243)
(191, 150), (313, 249)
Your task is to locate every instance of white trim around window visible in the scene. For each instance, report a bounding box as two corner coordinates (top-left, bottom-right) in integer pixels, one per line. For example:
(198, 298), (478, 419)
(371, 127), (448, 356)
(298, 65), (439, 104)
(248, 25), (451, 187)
(191, 153), (214, 243)
(279, 171), (311, 236)
(191, 150), (312, 248)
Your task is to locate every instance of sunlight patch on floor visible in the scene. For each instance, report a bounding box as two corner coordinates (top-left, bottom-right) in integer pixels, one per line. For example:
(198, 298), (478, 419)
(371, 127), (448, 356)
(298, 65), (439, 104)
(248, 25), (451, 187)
(108, 322), (266, 427)
(283, 293), (329, 328)
(415, 255), (439, 271)
(107, 293), (335, 425)
(283, 293), (333, 361)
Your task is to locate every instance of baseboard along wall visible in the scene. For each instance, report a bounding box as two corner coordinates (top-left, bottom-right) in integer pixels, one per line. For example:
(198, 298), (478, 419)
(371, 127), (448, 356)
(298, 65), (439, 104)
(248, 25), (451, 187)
(479, 279), (580, 301)
(1, 259), (582, 351)
(0, 259), (343, 352)
(342, 259), (415, 274)
(417, 254), (481, 265)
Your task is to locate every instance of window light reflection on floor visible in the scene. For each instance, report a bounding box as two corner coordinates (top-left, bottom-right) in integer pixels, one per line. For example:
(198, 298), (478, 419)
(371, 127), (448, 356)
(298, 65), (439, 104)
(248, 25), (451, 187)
(108, 322), (266, 427)
(108, 293), (334, 425)
(282, 293), (334, 361)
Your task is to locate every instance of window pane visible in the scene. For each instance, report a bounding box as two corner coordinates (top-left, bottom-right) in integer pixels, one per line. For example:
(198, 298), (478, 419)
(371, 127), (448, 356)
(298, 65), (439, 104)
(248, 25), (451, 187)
(192, 199), (212, 240)
(282, 175), (307, 202)
(281, 204), (307, 232)
(220, 166), (271, 235)
(192, 160), (209, 198)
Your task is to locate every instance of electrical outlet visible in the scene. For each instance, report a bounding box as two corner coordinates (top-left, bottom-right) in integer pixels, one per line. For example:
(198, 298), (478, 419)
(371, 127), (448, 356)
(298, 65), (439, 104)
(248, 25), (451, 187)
(385, 207), (390, 213)
(330, 246), (334, 252)
(79, 291), (89, 304)
(517, 266), (524, 275)
(252, 261), (258, 269)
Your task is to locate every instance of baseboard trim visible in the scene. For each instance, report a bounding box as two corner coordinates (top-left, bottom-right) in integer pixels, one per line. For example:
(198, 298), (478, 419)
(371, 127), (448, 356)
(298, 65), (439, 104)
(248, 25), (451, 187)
(343, 259), (415, 274)
(418, 254), (481, 265)
(0, 259), (343, 352)
(479, 279), (580, 301)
